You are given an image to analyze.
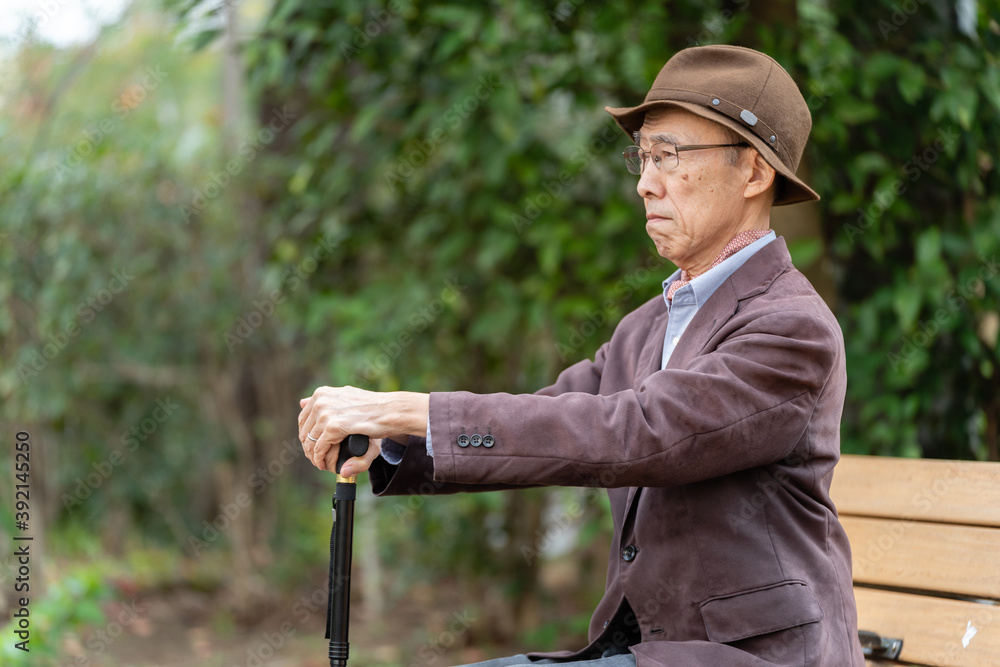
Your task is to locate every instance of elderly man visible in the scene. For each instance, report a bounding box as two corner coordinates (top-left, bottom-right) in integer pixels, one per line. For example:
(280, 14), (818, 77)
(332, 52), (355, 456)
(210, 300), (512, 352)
(298, 45), (864, 666)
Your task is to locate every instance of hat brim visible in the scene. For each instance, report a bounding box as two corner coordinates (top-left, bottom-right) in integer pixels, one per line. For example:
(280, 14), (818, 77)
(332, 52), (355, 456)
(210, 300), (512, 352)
(604, 100), (820, 207)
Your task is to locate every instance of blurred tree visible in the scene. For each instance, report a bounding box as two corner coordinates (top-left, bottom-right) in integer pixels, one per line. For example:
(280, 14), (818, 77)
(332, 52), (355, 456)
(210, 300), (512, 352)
(0, 0), (320, 629)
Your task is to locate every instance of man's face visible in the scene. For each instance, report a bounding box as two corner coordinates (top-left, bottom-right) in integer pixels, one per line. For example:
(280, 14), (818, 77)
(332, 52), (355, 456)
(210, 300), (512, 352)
(635, 108), (755, 274)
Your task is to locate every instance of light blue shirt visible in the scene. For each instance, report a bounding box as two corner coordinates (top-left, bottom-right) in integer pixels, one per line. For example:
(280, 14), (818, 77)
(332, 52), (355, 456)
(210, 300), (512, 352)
(660, 231), (775, 368)
(381, 231), (776, 466)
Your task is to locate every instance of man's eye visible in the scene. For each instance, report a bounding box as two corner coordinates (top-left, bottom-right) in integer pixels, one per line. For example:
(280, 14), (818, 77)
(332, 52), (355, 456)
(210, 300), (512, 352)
(651, 153), (662, 166)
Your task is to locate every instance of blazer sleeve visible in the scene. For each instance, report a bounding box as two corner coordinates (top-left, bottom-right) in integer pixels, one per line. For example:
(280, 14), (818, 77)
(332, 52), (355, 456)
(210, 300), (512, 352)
(425, 307), (841, 488)
(367, 342), (610, 496)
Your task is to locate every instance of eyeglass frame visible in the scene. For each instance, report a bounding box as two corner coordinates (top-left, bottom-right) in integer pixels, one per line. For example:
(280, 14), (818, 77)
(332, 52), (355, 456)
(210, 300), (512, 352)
(623, 141), (749, 175)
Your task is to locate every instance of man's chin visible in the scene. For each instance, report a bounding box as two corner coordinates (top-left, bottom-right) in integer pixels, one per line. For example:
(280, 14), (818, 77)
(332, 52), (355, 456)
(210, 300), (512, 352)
(650, 241), (675, 262)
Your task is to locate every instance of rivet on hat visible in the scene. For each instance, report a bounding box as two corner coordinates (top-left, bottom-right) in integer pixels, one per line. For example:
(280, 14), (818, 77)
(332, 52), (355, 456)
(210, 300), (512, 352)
(711, 98), (720, 106)
(739, 109), (758, 126)
(769, 135), (776, 143)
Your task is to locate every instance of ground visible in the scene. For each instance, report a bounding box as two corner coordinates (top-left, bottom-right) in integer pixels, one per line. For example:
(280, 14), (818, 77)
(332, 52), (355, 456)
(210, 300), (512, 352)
(60, 582), (510, 667)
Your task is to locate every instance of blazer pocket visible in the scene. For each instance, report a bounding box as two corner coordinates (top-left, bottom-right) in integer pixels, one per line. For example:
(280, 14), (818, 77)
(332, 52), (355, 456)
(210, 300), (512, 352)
(698, 579), (825, 644)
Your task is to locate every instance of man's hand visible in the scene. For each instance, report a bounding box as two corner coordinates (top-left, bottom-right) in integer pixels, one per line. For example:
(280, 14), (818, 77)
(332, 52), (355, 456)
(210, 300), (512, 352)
(297, 386), (429, 474)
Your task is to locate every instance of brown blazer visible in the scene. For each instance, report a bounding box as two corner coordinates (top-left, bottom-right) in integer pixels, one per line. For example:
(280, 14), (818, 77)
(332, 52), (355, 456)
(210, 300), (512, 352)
(369, 238), (864, 666)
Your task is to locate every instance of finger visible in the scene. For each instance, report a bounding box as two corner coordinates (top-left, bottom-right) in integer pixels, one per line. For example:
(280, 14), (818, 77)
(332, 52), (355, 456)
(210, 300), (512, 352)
(340, 438), (380, 477)
(300, 423), (326, 469)
(301, 432), (324, 470)
(320, 436), (355, 474)
(300, 424), (320, 463)
(321, 440), (352, 474)
(323, 446), (338, 473)
(298, 414), (314, 461)
(299, 403), (319, 449)
(299, 435), (312, 464)
(312, 429), (335, 471)
(297, 394), (314, 429)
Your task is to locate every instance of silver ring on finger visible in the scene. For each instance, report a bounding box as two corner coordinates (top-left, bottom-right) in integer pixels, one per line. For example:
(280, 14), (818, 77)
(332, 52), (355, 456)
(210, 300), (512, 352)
(307, 435), (319, 442)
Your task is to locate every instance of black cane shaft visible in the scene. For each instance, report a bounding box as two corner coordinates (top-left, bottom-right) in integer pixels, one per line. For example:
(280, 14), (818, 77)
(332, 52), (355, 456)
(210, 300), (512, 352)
(327, 434), (368, 667)
(329, 487), (355, 666)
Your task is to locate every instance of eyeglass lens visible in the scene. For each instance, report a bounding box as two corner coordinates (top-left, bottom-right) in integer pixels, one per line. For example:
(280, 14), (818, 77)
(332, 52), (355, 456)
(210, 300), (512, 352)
(623, 143), (678, 175)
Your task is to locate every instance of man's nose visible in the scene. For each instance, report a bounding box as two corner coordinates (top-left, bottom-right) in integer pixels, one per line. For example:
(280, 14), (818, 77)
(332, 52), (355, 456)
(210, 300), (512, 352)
(636, 160), (663, 200)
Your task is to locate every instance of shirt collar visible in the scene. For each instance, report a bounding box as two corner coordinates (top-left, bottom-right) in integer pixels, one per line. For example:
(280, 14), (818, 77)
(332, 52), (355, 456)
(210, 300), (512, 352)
(662, 230), (777, 310)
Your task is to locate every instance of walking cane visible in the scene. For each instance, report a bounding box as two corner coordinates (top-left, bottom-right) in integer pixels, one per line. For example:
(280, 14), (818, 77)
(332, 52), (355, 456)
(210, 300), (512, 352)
(326, 433), (369, 667)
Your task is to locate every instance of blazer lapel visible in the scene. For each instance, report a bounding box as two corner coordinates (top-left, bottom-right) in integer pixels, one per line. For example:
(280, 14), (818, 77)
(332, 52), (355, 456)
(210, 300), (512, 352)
(621, 237), (793, 516)
(665, 236), (793, 371)
(623, 289), (737, 516)
(664, 280), (739, 370)
(624, 305), (670, 512)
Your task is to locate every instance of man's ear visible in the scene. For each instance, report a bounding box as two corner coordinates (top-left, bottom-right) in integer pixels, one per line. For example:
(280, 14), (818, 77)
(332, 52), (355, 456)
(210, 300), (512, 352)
(744, 151), (776, 200)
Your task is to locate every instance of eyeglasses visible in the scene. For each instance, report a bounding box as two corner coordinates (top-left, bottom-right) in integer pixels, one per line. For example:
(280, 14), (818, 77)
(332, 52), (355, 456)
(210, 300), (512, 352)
(623, 141), (748, 175)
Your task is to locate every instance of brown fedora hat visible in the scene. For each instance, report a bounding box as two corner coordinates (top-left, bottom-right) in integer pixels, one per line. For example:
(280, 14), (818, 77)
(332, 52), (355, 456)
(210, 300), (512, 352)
(605, 45), (819, 206)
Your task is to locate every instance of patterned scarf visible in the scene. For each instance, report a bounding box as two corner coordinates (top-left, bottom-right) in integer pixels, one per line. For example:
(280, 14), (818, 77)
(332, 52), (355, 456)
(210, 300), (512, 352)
(666, 229), (772, 302)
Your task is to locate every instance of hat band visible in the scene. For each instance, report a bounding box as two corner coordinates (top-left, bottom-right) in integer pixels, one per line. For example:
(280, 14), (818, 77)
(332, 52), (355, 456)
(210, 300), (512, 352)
(649, 88), (781, 157)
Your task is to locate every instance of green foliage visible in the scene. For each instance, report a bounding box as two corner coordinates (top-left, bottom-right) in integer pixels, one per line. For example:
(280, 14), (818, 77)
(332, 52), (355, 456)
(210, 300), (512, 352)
(240, 0), (1000, 472)
(799, 0), (1000, 458)
(243, 0), (684, 397)
(0, 8), (240, 544)
(521, 610), (592, 652)
(0, 569), (111, 665)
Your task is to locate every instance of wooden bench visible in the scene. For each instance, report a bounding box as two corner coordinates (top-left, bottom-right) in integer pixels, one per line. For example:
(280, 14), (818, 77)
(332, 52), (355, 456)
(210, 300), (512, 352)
(829, 454), (1000, 666)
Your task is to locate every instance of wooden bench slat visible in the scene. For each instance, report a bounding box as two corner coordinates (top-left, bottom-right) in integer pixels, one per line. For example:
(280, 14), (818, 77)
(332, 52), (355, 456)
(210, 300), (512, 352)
(854, 588), (1000, 667)
(842, 516), (1000, 600)
(831, 455), (1000, 528)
